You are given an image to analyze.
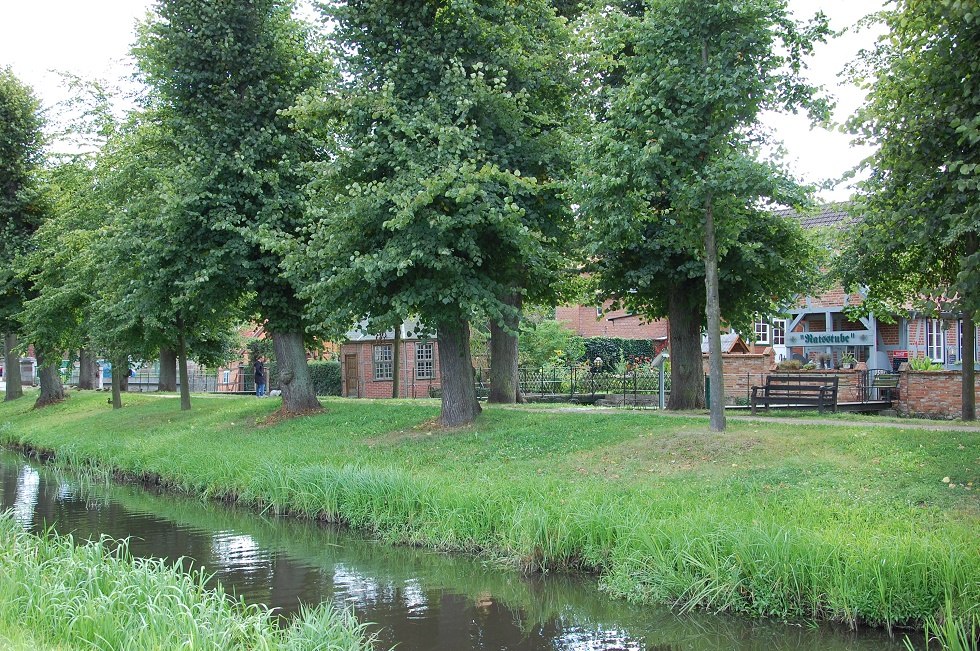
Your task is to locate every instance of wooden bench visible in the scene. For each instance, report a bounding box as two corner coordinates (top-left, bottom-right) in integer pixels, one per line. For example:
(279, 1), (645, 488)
(751, 374), (840, 414)
(870, 373), (899, 402)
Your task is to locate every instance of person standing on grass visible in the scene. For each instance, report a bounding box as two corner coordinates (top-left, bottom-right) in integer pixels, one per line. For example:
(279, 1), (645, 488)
(253, 356), (266, 397)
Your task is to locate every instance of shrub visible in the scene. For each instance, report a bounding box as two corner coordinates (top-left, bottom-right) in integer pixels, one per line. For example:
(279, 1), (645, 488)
(909, 356), (944, 371)
(582, 338), (655, 371)
(519, 320), (585, 368)
(309, 361), (342, 395)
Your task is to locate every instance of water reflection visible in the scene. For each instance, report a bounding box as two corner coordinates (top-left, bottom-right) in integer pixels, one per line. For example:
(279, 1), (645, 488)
(0, 452), (916, 651)
(12, 465), (39, 527)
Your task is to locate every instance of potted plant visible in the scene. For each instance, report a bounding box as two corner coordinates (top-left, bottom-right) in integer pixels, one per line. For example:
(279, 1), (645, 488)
(840, 351), (856, 369)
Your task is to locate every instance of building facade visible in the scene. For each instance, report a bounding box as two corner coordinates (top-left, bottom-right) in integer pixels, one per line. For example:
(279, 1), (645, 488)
(339, 321), (440, 399)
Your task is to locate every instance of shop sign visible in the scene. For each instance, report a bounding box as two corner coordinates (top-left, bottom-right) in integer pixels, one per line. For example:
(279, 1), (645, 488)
(786, 330), (874, 347)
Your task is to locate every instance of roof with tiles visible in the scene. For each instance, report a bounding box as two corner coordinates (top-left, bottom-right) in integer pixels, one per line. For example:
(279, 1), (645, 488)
(775, 203), (855, 229)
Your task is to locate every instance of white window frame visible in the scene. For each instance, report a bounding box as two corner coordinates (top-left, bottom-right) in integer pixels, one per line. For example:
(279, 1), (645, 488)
(222, 370), (230, 384)
(415, 342), (434, 379)
(925, 319), (945, 362)
(373, 344), (393, 381)
(772, 319), (786, 346)
(753, 319), (770, 345)
(958, 320), (980, 363)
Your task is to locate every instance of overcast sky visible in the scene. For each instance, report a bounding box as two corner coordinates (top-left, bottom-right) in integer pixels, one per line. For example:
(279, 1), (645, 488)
(0, 0), (885, 201)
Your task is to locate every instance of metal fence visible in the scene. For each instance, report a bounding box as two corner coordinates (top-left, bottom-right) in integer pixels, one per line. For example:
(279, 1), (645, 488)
(475, 366), (671, 404)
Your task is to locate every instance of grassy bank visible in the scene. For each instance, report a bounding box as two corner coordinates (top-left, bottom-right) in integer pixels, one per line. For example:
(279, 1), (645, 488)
(1, 392), (978, 637)
(0, 513), (371, 650)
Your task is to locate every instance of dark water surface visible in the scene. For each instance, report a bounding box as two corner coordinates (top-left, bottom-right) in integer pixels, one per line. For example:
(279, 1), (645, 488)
(0, 451), (914, 651)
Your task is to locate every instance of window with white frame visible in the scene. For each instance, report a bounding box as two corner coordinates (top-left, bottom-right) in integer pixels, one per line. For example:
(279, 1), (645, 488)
(958, 320), (980, 363)
(222, 370), (230, 384)
(753, 319), (770, 345)
(373, 344), (393, 380)
(416, 342), (434, 379)
(925, 319), (944, 362)
(772, 319), (786, 346)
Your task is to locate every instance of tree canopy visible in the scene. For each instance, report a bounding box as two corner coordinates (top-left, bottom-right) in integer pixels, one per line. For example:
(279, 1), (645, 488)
(0, 67), (46, 338)
(134, 0), (328, 412)
(841, 0), (979, 419)
(290, 0), (574, 425)
(575, 0), (828, 423)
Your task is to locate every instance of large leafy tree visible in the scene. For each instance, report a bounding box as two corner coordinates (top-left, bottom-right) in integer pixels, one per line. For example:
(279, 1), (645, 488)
(0, 67), (46, 403)
(91, 109), (243, 411)
(291, 0), (574, 425)
(20, 79), (118, 395)
(577, 0), (828, 429)
(841, 1), (979, 420)
(135, 0), (327, 414)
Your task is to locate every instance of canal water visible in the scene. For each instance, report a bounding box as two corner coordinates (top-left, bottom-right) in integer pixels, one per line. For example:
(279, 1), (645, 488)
(0, 451), (915, 651)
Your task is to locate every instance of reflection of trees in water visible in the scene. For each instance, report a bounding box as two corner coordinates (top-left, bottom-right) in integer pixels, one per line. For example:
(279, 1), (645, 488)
(0, 453), (906, 651)
(12, 465), (39, 527)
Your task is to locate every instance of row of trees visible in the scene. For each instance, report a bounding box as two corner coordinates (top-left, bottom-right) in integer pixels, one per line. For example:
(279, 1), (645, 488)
(2, 0), (975, 425)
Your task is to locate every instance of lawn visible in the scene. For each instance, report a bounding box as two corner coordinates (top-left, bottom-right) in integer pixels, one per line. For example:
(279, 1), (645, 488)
(0, 391), (977, 635)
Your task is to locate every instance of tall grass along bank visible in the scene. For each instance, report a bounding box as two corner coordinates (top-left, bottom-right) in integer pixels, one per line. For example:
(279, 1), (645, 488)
(0, 513), (373, 651)
(1, 392), (978, 642)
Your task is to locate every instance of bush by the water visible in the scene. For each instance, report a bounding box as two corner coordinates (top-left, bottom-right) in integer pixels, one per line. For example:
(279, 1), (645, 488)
(0, 514), (371, 650)
(309, 360), (342, 396)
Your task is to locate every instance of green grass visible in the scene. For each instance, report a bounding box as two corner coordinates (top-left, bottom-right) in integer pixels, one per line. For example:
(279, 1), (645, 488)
(0, 513), (373, 651)
(1, 391), (978, 639)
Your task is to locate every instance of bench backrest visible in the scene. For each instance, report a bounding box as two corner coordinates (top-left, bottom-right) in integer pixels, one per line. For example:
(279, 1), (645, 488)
(766, 374), (839, 391)
(871, 373), (899, 388)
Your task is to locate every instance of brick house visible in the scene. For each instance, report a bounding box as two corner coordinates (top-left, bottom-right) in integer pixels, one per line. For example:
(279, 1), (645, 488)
(339, 319), (440, 399)
(746, 205), (978, 371)
(556, 303), (669, 340)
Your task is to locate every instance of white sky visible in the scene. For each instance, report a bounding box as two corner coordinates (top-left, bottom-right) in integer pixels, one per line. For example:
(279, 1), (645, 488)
(0, 0), (885, 201)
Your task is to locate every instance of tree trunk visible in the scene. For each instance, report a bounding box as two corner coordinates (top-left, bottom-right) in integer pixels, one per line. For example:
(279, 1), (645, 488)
(120, 362), (130, 392)
(392, 327), (401, 399)
(3, 333), (23, 402)
(177, 325), (192, 411)
(437, 318), (481, 426)
(111, 356), (124, 409)
(666, 281), (706, 410)
(271, 330), (322, 414)
(703, 192), (726, 432)
(158, 345), (177, 392)
(964, 233), (977, 421)
(489, 292), (522, 404)
(78, 347), (97, 390)
(34, 350), (65, 408)
(963, 311), (976, 422)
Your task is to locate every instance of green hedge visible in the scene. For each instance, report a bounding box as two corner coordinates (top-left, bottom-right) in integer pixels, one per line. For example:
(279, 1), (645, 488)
(309, 360), (342, 396)
(581, 338), (655, 371)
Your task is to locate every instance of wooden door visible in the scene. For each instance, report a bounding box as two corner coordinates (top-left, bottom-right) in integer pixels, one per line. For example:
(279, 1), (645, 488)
(344, 354), (359, 397)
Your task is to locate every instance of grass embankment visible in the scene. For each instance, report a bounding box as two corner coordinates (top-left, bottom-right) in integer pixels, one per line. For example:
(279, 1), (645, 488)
(0, 513), (371, 651)
(1, 392), (978, 638)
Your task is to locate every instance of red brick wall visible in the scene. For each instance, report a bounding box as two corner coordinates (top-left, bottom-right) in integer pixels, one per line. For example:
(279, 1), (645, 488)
(899, 370), (979, 419)
(340, 340), (440, 399)
(798, 286), (865, 309)
(907, 318), (926, 353)
(879, 322), (900, 347)
(556, 304), (668, 340)
(702, 351), (773, 404)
